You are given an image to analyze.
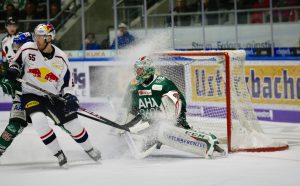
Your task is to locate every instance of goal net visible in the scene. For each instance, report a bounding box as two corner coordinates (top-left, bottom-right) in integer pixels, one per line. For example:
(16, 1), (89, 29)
(152, 50), (288, 153)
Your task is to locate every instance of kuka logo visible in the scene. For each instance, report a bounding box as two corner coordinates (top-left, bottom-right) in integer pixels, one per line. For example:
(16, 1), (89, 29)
(27, 67), (59, 82)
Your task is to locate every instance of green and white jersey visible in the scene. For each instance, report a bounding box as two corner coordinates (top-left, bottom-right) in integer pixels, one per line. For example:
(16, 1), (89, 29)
(128, 75), (190, 129)
(1, 34), (21, 94)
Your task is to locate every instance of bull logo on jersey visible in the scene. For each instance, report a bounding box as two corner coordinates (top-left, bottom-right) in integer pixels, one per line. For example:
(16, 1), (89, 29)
(27, 67), (59, 82)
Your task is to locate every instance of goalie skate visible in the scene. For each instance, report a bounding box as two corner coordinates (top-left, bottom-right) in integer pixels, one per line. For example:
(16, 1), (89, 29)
(209, 145), (228, 159)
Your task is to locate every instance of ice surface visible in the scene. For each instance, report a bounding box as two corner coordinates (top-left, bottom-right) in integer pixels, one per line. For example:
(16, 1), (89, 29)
(0, 111), (299, 186)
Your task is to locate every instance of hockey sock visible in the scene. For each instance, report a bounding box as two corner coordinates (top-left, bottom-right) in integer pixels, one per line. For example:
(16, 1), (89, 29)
(30, 112), (62, 155)
(0, 120), (24, 154)
(63, 118), (93, 151)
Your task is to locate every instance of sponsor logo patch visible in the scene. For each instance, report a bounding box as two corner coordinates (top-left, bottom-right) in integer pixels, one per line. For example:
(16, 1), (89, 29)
(7, 125), (17, 133)
(25, 101), (39, 108)
(1, 131), (12, 141)
(138, 90), (152, 96)
(152, 84), (162, 91)
(52, 62), (64, 70)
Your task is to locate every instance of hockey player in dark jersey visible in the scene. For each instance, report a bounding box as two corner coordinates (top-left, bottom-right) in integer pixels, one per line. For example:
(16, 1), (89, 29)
(122, 56), (225, 159)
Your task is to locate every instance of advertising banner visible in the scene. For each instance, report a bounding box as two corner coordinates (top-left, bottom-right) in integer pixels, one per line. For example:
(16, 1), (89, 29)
(245, 64), (300, 106)
(187, 61), (300, 123)
(70, 63), (90, 98)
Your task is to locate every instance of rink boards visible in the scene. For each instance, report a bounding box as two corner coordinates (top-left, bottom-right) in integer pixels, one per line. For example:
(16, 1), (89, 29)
(0, 58), (299, 123)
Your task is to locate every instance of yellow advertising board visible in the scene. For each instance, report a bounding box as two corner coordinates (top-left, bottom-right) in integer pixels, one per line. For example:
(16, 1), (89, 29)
(190, 64), (300, 106)
(245, 65), (300, 105)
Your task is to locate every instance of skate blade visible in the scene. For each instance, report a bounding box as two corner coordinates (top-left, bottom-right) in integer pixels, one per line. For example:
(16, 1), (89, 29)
(60, 163), (69, 169)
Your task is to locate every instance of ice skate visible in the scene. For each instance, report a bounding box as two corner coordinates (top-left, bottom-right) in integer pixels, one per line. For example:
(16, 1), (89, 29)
(54, 150), (68, 167)
(86, 148), (101, 162)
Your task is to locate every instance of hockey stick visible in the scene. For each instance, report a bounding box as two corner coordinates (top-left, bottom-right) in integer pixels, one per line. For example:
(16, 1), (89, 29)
(16, 78), (132, 131)
(76, 112), (130, 131)
(105, 97), (155, 159)
(123, 131), (158, 159)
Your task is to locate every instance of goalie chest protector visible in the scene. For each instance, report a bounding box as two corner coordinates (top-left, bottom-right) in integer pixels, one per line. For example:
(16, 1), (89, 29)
(130, 75), (184, 119)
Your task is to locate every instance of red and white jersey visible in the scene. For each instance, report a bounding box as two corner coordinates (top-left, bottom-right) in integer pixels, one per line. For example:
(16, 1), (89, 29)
(1, 34), (16, 63)
(10, 42), (74, 96)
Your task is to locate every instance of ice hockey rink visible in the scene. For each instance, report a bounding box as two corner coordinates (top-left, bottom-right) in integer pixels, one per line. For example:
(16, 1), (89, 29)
(0, 111), (299, 186)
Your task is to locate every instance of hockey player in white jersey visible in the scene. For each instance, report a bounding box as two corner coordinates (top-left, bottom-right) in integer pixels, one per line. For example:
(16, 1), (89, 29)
(120, 56), (226, 159)
(1, 17), (18, 64)
(6, 23), (101, 167)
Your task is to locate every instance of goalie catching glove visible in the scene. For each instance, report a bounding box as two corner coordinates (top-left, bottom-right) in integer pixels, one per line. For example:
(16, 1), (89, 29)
(160, 90), (182, 121)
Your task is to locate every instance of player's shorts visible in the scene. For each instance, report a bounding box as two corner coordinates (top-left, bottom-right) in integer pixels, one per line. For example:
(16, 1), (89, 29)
(21, 93), (78, 125)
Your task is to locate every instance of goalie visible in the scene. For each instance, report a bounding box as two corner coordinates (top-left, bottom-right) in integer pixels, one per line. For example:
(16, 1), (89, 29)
(121, 56), (225, 159)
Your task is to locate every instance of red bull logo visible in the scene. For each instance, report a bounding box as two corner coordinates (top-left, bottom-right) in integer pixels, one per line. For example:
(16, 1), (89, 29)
(45, 72), (59, 82)
(28, 68), (41, 78)
(28, 67), (58, 83)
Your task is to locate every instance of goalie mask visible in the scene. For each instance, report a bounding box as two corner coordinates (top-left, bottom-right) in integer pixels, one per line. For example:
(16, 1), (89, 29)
(134, 56), (155, 84)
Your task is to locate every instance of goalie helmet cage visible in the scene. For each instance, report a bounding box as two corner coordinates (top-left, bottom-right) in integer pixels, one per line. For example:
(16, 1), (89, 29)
(154, 50), (288, 153)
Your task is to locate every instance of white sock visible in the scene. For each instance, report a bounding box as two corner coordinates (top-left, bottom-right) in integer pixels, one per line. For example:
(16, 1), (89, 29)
(63, 118), (93, 151)
(30, 112), (61, 155)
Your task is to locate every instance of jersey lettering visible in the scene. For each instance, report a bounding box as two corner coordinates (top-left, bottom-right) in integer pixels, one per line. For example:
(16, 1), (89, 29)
(28, 54), (36, 61)
(139, 97), (159, 109)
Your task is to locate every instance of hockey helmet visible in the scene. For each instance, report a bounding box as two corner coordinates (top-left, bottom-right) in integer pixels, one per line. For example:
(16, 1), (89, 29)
(5, 16), (18, 26)
(134, 56), (155, 84)
(34, 23), (56, 40)
(14, 32), (33, 45)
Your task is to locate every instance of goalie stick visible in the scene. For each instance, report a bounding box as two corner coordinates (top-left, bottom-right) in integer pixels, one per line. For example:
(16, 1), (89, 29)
(16, 78), (135, 132)
(105, 97), (153, 159)
(123, 131), (158, 159)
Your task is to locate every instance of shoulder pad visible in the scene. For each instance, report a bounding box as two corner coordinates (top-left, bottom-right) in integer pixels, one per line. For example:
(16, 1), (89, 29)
(1, 34), (9, 43)
(53, 45), (67, 58)
(155, 75), (167, 83)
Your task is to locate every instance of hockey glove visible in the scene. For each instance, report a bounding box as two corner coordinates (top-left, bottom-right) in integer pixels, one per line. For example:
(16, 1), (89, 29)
(6, 66), (20, 81)
(63, 93), (79, 113)
(0, 77), (15, 98)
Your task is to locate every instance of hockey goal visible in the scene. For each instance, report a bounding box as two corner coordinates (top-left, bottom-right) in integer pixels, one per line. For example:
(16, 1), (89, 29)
(152, 50), (288, 153)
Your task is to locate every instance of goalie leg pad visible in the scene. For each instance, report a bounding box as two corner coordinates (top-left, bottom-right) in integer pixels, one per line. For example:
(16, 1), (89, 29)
(157, 124), (208, 157)
(186, 130), (220, 158)
(158, 124), (223, 158)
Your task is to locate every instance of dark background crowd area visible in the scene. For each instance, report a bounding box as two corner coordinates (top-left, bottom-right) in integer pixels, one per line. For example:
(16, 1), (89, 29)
(1, 0), (299, 33)
(0, 0), (62, 33)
